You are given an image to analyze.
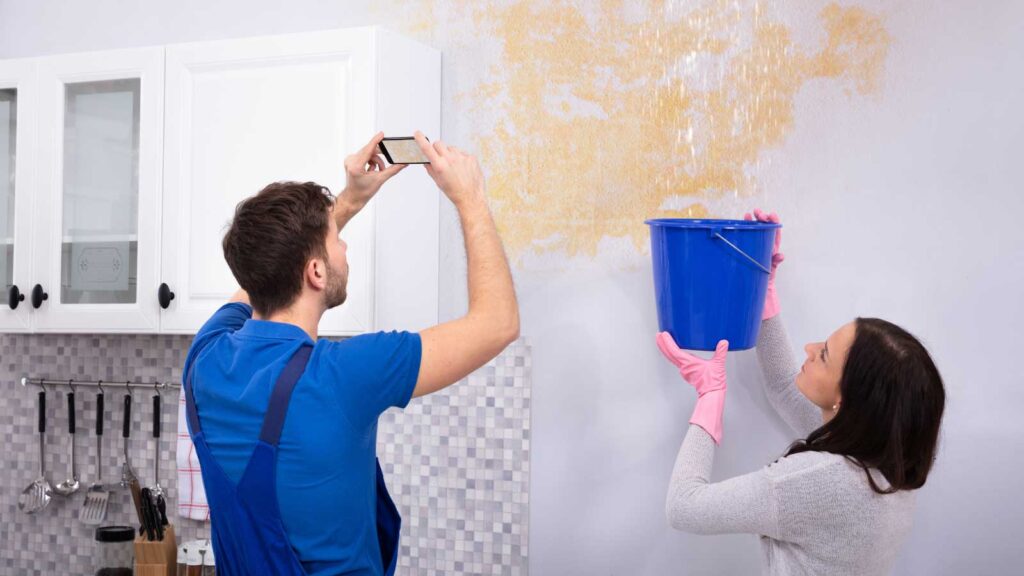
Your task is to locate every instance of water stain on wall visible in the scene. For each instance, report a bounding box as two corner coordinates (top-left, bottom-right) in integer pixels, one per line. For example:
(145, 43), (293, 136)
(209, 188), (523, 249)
(387, 1), (890, 260)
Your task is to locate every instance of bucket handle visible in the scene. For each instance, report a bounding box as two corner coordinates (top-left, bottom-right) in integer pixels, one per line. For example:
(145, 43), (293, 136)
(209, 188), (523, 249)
(711, 231), (772, 274)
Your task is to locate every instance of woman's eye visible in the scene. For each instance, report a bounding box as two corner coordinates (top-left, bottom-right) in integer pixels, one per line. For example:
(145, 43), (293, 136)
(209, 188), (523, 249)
(819, 348), (825, 361)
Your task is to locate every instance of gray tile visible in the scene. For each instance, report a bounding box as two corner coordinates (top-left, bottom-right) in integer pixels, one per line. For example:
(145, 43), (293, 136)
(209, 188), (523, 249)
(1, 333), (530, 575)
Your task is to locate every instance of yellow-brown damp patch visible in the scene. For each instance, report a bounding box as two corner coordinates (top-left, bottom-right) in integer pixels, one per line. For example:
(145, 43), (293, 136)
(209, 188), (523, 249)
(381, 1), (891, 261)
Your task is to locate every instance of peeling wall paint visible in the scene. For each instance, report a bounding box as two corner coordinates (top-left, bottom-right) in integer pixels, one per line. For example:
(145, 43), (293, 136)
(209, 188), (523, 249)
(384, 0), (889, 260)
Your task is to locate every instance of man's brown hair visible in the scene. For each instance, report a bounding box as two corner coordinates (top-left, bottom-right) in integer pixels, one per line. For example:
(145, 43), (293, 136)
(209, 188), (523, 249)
(222, 181), (334, 317)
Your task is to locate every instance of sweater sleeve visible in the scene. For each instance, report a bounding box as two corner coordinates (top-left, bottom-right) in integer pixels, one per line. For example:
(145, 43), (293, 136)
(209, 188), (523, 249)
(666, 424), (782, 539)
(755, 316), (823, 438)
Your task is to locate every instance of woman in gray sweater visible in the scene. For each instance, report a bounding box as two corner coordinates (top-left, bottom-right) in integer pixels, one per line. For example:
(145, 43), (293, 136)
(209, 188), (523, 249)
(660, 210), (946, 576)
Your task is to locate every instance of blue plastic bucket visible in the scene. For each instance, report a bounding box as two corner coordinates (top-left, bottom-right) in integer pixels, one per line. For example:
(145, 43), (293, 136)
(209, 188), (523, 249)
(645, 218), (781, 351)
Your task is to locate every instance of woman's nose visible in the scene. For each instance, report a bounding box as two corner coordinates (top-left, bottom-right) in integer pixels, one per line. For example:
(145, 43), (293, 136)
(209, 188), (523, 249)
(804, 343), (814, 358)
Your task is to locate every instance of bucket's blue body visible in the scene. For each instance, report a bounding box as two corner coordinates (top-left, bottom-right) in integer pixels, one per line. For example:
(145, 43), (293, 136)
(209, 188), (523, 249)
(645, 218), (781, 351)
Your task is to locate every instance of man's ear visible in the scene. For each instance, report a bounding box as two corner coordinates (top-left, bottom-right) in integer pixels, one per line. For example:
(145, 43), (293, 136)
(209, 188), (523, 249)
(307, 258), (327, 291)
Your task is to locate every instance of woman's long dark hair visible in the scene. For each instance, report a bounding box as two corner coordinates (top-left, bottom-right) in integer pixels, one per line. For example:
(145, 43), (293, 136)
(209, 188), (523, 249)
(785, 318), (946, 494)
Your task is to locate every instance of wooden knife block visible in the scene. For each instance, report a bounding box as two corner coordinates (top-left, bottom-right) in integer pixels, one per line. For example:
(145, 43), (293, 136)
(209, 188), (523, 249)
(134, 524), (177, 576)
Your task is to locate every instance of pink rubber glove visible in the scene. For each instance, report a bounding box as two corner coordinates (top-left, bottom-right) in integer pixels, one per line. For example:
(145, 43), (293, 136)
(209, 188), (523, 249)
(657, 333), (730, 445)
(744, 209), (784, 320)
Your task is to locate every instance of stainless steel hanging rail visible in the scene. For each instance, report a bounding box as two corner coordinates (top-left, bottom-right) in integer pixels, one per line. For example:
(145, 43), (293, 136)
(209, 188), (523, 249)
(20, 377), (179, 390)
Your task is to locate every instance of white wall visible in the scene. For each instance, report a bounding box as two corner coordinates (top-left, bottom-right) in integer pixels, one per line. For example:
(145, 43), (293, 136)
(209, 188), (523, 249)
(3, 1), (1022, 574)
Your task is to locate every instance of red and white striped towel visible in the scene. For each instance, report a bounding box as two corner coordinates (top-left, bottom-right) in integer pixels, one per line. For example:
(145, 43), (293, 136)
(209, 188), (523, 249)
(177, 388), (210, 521)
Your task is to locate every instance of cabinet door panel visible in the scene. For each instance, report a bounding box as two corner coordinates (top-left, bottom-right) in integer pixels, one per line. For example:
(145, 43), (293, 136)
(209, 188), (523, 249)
(0, 59), (36, 332)
(161, 30), (376, 334)
(32, 48), (163, 333)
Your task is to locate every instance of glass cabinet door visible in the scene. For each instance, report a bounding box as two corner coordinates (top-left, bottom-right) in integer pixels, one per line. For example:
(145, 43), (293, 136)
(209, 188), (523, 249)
(60, 79), (140, 305)
(0, 88), (15, 293)
(0, 58), (35, 332)
(32, 48), (163, 332)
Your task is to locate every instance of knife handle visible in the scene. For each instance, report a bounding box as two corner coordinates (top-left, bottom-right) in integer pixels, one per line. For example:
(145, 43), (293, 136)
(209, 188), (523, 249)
(148, 492), (163, 541)
(140, 488), (153, 541)
(156, 494), (168, 526)
(154, 504), (165, 541)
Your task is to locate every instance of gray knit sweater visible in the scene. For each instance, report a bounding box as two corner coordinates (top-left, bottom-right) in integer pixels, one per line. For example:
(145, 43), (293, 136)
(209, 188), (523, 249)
(666, 316), (916, 575)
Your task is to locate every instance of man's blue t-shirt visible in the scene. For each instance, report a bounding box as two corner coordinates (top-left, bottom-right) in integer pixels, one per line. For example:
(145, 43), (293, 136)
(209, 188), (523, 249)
(183, 303), (421, 575)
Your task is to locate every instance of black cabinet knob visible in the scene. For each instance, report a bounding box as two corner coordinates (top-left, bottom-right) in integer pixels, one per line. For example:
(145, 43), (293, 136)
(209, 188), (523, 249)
(8, 285), (25, 310)
(158, 283), (175, 309)
(31, 284), (48, 309)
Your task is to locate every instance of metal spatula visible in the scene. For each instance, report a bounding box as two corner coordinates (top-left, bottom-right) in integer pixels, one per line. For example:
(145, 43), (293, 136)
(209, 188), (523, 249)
(19, 390), (53, 514)
(80, 389), (109, 525)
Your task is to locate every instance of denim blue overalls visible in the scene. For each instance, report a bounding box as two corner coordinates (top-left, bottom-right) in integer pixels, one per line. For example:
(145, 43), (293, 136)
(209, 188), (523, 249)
(185, 344), (401, 575)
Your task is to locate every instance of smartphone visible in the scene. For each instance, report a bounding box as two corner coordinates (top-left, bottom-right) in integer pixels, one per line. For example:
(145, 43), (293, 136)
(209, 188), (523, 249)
(378, 136), (431, 164)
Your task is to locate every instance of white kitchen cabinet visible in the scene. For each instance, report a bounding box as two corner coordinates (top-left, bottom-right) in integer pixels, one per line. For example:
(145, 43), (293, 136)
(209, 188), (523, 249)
(30, 47), (165, 332)
(159, 27), (440, 335)
(0, 58), (37, 332)
(0, 26), (440, 335)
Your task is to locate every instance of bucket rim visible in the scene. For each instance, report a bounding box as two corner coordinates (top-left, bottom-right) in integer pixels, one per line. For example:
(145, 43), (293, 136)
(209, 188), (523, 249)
(644, 218), (781, 230)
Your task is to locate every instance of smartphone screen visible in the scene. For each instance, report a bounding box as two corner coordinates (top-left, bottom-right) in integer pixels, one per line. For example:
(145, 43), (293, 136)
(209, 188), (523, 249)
(379, 137), (430, 164)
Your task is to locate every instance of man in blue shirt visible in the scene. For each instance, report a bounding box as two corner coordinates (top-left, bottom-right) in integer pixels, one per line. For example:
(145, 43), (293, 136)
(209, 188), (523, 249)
(183, 132), (519, 575)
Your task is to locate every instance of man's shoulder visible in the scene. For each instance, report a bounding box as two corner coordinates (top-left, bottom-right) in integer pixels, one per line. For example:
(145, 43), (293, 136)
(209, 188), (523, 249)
(319, 330), (419, 353)
(312, 330), (421, 381)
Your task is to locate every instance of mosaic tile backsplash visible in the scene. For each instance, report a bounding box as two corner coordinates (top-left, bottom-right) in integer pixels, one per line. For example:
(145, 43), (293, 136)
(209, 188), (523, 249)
(0, 332), (530, 575)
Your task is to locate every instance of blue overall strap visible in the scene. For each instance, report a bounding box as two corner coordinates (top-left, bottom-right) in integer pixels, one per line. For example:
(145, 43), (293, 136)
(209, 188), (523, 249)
(185, 344), (315, 576)
(258, 345), (313, 446)
(185, 360), (202, 435)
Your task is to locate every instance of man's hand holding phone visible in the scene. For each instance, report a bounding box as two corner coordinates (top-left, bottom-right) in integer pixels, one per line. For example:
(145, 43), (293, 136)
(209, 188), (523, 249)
(413, 131), (486, 211)
(339, 132), (406, 208)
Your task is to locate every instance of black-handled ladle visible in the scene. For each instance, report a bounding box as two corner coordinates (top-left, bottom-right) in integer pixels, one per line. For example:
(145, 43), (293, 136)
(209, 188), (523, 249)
(55, 382), (81, 496)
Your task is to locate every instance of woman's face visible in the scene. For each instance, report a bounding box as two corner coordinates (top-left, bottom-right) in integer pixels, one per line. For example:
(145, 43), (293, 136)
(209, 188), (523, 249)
(795, 321), (857, 416)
